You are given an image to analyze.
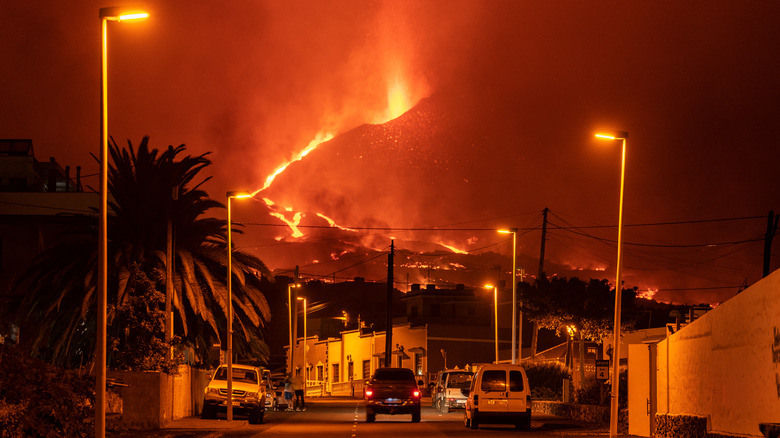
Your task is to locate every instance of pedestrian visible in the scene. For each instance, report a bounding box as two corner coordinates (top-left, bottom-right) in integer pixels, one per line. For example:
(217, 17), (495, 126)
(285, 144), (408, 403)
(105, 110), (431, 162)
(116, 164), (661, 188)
(292, 373), (305, 411)
(283, 376), (294, 411)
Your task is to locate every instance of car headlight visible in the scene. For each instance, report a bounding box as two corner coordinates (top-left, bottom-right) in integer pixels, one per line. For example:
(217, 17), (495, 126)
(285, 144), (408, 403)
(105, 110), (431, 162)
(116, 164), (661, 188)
(206, 387), (220, 395)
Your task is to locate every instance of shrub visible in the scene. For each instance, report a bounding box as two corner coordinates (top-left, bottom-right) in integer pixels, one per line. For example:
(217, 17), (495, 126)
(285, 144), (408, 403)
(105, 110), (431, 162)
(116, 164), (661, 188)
(524, 361), (570, 400)
(0, 350), (94, 437)
(575, 377), (607, 406)
(655, 413), (707, 438)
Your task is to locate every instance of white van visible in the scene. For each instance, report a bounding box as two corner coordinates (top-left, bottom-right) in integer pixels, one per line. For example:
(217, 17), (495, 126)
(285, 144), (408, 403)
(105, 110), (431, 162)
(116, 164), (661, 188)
(463, 363), (531, 430)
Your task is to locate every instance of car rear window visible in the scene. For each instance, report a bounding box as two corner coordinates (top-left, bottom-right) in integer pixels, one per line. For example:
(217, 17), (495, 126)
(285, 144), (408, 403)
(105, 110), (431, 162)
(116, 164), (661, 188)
(509, 370), (525, 391)
(481, 370), (507, 392)
(374, 369), (414, 381)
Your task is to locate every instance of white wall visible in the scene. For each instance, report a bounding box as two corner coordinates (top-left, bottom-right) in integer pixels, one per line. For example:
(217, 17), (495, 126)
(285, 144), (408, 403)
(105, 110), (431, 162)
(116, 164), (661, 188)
(656, 269), (780, 436)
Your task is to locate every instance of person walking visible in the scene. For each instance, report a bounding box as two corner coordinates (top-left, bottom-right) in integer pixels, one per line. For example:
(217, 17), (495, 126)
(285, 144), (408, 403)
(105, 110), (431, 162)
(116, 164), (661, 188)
(292, 373), (305, 411)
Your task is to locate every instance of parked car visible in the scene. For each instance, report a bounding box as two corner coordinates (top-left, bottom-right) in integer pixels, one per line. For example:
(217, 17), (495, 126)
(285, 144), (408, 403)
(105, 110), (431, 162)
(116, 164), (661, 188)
(432, 368), (473, 413)
(364, 367), (422, 422)
(201, 364), (266, 424)
(464, 363), (531, 430)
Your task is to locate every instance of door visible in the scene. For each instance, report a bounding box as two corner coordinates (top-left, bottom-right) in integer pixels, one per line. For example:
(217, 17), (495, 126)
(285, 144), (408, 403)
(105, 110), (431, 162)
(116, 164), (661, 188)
(506, 369), (529, 413)
(479, 369), (508, 413)
(628, 344), (652, 436)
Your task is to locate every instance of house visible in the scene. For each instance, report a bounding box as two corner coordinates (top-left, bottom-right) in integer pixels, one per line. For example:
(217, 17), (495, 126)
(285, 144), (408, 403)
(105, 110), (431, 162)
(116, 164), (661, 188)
(0, 139), (94, 345)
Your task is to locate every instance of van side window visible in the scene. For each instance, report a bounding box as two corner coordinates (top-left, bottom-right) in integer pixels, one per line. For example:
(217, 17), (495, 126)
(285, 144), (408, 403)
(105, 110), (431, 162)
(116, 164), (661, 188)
(509, 370), (524, 391)
(481, 370), (506, 392)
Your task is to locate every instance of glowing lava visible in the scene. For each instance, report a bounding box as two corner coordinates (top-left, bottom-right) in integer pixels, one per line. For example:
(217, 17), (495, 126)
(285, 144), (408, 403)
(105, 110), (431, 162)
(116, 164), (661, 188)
(439, 242), (468, 254)
(254, 74), (423, 239)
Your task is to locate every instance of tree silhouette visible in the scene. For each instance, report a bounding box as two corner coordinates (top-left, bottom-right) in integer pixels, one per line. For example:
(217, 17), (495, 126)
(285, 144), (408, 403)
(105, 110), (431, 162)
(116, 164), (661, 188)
(18, 137), (271, 369)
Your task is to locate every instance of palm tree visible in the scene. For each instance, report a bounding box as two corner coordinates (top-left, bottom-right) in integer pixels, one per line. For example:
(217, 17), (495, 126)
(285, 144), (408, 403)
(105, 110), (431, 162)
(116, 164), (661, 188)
(18, 136), (271, 368)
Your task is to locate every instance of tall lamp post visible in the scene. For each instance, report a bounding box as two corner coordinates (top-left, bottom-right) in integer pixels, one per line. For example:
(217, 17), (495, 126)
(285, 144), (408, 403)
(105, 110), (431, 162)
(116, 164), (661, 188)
(226, 190), (251, 421)
(484, 285), (499, 363)
(97, 7), (148, 437)
(498, 228), (518, 363)
(287, 283), (300, 374)
(297, 297), (307, 384)
(595, 130), (628, 438)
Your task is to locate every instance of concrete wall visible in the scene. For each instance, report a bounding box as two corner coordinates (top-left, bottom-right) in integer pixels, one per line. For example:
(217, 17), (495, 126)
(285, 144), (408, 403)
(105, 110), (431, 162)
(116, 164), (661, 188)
(108, 364), (197, 429)
(655, 269), (780, 436)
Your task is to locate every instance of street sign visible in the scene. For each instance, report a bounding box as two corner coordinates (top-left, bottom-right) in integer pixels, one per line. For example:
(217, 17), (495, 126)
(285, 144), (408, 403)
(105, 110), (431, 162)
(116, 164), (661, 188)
(595, 360), (609, 380)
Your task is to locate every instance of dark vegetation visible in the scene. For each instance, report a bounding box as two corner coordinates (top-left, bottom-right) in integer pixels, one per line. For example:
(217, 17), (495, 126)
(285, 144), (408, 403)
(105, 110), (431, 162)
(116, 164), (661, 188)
(0, 350), (93, 437)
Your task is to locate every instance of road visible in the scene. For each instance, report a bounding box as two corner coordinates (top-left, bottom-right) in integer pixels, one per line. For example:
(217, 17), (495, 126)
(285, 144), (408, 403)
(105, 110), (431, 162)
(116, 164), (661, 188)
(108, 397), (613, 438)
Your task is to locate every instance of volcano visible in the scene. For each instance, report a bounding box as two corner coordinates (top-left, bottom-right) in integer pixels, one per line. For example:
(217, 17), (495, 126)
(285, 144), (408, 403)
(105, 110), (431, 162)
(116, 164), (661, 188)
(242, 94), (612, 290)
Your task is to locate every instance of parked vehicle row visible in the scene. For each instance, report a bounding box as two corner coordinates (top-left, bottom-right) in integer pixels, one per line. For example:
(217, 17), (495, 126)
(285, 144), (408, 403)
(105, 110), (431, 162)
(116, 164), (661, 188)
(199, 361), (531, 431)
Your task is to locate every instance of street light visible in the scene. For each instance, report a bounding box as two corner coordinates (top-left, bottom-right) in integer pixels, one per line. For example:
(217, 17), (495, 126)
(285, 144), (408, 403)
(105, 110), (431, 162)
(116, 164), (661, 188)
(226, 190), (251, 421)
(498, 228), (518, 363)
(297, 297), (307, 385)
(97, 6), (148, 437)
(287, 283), (300, 375)
(594, 130), (628, 438)
(484, 285), (499, 363)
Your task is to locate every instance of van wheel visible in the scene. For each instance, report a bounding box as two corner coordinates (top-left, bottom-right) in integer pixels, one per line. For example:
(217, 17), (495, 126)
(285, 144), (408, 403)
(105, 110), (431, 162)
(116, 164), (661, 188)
(516, 412), (531, 430)
(464, 413), (471, 428)
(411, 408), (421, 423)
(469, 410), (479, 429)
(366, 408), (375, 423)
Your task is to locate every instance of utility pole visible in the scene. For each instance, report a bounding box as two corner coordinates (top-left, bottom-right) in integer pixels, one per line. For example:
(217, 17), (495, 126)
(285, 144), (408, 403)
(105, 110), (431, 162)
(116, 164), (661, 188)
(531, 207), (549, 361)
(538, 207), (548, 279)
(764, 210), (778, 277)
(385, 241), (394, 367)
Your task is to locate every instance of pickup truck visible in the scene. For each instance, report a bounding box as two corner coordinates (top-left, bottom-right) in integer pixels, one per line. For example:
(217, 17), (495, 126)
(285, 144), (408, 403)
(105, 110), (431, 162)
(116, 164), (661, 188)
(364, 367), (421, 422)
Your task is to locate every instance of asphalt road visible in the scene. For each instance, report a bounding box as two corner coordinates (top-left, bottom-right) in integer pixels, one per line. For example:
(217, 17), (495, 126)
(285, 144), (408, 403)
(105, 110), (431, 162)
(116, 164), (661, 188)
(107, 397), (618, 438)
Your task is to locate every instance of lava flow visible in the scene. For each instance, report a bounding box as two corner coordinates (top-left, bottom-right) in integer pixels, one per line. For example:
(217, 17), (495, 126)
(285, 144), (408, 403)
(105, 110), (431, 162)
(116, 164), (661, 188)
(252, 77), (423, 240)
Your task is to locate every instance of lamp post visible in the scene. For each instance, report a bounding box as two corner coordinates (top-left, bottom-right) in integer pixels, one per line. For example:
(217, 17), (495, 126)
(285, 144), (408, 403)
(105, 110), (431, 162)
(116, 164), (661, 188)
(297, 297), (307, 385)
(498, 228), (518, 363)
(595, 130), (628, 438)
(484, 285), (499, 363)
(226, 190), (251, 421)
(97, 6), (148, 437)
(287, 283), (300, 375)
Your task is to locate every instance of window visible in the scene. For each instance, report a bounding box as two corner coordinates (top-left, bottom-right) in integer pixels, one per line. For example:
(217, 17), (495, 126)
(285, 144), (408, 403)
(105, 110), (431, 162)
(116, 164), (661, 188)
(362, 360), (371, 379)
(410, 305), (418, 317)
(430, 304), (441, 317)
(332, 363), (340, 382)
(509, 370), (524, 392)
(317, 365), (324, 381)
(481, 370), (506, 392)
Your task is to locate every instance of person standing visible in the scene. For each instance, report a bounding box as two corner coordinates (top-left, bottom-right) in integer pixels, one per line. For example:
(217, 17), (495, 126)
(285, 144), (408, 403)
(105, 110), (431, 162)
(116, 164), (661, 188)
(283, 376), (294, 411)
(292, 373), (305, 411)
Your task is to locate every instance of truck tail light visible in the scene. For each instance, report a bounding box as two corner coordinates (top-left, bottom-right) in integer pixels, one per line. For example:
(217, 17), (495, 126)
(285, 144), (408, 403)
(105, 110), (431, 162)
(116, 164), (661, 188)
(473, 394), (479, 406)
